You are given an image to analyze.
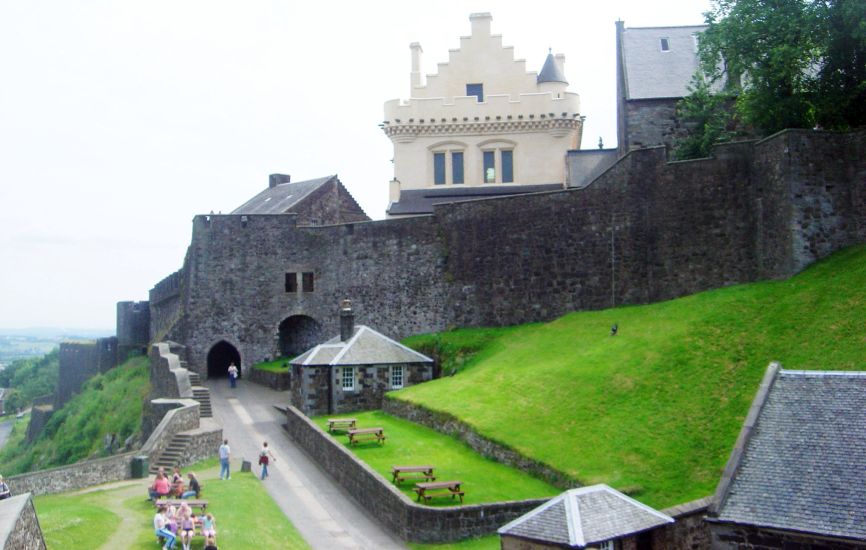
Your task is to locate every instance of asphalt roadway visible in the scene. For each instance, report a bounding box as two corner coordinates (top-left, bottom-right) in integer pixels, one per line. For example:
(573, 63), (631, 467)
(208, 378), (406, 550)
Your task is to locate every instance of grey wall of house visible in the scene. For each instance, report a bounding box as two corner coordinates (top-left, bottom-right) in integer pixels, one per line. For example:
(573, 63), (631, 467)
(152, 130), (864, 370)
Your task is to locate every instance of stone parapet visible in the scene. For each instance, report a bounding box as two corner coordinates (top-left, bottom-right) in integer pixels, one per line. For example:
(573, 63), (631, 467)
(6, 452), (135, 497)
(0, 494), (46, 550)
(284, 405), (548, 543)
(247, 367), (290, 391)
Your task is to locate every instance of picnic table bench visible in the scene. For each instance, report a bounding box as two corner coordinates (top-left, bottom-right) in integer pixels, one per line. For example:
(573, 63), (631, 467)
(413, 481), (464, 503)
(153, 499), (209, 513)
(391, 465), (436, 484)
(347, 427), (386, 446)
(327, 417), (357, 433)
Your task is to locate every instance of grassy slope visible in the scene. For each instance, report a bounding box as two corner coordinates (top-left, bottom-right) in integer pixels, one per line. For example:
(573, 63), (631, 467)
(0, 356), (150, 474)
(36, 459), (310, 550)
(313, 411), (559, 505)
(395, 246), (866, 508)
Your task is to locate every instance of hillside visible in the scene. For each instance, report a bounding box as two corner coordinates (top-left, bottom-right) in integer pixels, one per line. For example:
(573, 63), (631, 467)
(0, 356), (149, 475)
(397, 245), (866, 508)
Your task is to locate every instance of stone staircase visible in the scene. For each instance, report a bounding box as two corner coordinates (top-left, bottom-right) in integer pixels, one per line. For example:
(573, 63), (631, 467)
(185, 371), (213, 418)
(149, 433), (192, 474)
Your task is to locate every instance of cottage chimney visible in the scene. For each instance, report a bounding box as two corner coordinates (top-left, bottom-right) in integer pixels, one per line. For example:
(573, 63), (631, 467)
(269, 174), (291, 188)
(340, 299), (354, 342)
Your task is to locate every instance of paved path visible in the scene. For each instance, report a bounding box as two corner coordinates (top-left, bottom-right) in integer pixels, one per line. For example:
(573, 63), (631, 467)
(208, 379), (406, 550)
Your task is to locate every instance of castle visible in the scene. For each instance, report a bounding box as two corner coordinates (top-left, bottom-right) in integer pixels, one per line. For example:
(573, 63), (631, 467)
(111, 16), (864, 385)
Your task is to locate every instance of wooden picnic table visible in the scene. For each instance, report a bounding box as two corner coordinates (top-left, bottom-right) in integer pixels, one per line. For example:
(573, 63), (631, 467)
(391, 465), (436, 484)
(153, 499), (209, 512)
(413, 480), (464, 503)
(327, 417), (357, 433)
(347, 427), (386, 446)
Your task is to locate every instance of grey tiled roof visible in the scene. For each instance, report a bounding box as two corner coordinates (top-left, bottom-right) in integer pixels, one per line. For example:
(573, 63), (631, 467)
(231, 175), (335, 215)
(715, 369), (866, 541)
(621, 25), (706, 99)
(387, 184), (563, 216)
(498, 485), (673, 547)
(538, 52), (568, 84)
(291, 325), (433, 367)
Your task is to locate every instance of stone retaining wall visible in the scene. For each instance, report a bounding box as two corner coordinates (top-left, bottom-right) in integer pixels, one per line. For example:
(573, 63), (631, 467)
(0, 494), (46, 550)
(284, 405), (549, 543)
(6, 451), (136, 497)
(248, 368), (290, 391)
(383, 397), (576, 489)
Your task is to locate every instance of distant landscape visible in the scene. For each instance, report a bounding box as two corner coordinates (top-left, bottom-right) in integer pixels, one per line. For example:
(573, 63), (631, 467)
(0, 328), (112, 367)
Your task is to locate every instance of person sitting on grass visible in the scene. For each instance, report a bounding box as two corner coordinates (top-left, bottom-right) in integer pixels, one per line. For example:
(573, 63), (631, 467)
(181, 472), (201, 499)
(204, 535), (218, 550)
(153, 505), (176, 550)
(179, 507), (196, 550)
(149, 471), (171, 501)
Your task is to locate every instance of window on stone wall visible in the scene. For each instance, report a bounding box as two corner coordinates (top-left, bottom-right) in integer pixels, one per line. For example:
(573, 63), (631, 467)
(434, 152), (446, 185)
(285, 272), (298, 293)
(302, 272), (314, 292)
(341, 367), (355, 391)
(466, 83), (484, 102)
(391, 365), (404, 389)
(597, 540), (614, 550)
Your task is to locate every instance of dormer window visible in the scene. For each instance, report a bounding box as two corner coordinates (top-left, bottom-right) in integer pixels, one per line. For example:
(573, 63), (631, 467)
(466, 83), (484, 102)
(660, 37), (670, 51)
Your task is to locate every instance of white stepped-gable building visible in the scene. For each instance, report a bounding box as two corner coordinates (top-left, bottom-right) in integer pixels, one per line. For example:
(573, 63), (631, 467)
(383, 13), (584, 217)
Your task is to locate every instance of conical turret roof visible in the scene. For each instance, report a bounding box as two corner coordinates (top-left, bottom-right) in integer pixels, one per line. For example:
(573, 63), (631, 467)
(537, 50), (568, 84)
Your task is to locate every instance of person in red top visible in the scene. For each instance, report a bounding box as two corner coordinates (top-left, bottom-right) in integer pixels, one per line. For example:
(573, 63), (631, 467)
(149, 471), (171, 501)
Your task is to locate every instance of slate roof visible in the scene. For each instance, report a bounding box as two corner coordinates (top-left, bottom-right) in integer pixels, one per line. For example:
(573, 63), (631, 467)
(291, 325), (433, 367)
(387, 184), (563, 216)
(498, 485), (674, 547)
(620, 25), (707, 100)
(538, 52), (568, 84)
(231, 175), (336, 215)
(713, 367), (866, 542)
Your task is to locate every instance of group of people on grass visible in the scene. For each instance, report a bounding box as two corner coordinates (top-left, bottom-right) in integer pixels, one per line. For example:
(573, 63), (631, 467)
(149, 465), (217, 550)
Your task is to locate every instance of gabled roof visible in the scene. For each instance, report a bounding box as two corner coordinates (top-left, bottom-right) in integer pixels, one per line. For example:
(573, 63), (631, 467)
(231, 175), (336, 215)
(388, 184), (563, 216)
(498, 484), (674, 547)
(712, 364), (866, 542)
(538, 52), (568, 84)
(620, 25), (707, 100)
(291, 325), (433, 367)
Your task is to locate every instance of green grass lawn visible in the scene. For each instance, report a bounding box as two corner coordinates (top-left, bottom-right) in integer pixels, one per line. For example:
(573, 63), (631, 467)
(409, 534), (499, 550)
(314, 411), (559, 506)
(35, 459), (310, 550)
(252, 357), (291, 373)
(395, 246), (866, 508)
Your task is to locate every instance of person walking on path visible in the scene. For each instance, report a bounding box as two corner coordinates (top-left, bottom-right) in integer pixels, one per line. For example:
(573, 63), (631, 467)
(258, 441), (276, 480)
(227, 362), (238, 388)
(218, 439), (231, 480)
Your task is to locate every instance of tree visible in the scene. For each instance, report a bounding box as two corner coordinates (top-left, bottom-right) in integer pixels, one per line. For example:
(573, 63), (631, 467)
(813, 0), (866, 129)
(699, 0), (821, 134)
(674, 74), (736, 160)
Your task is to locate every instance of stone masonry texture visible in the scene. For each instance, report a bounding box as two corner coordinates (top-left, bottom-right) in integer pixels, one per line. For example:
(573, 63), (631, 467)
(0, 494), (47, 550)
(148, 130), (865, 374)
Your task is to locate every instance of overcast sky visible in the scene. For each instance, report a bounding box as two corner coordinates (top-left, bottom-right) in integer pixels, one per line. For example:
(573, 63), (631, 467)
(0, 0), (711, 331)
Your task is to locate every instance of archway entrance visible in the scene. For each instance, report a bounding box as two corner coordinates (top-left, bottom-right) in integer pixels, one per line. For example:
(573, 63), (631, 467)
(278, 315), (323, 359)
(207, 341), (241, 379)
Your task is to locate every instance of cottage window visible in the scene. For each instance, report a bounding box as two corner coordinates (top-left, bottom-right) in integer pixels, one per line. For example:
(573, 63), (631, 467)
(597, 541), (614, 550)
(285, 272), (298, 293)
(391, 365), (404, 389)
(302, 272), (314, 292)
(341, 367), (355, 391)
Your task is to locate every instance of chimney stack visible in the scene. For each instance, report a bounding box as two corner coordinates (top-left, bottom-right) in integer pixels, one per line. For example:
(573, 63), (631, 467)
(269, 174), (291, 188)
(339, 299), (354, 342)
(469, 13), (492, 37)
(410, 42), (424, 92)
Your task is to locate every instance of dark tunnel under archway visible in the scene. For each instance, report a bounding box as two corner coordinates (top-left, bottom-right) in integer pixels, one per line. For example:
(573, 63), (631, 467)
(207, 341), (241, 379)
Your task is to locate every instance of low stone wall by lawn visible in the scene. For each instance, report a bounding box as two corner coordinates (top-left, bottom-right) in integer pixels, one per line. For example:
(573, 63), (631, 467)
(0, 494), (46, 550)
(384, 397), (576, 489)
(284, 405), (549, 543)
(247, 367), (290, 391)
(7, 451), (137, 497)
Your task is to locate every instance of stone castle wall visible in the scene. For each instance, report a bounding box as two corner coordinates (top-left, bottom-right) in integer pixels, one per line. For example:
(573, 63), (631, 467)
(160, 130), (865, 370)
(117, 301), (150, 356)
(0, 494), (47, 550)
(55, 338), (117, 409)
